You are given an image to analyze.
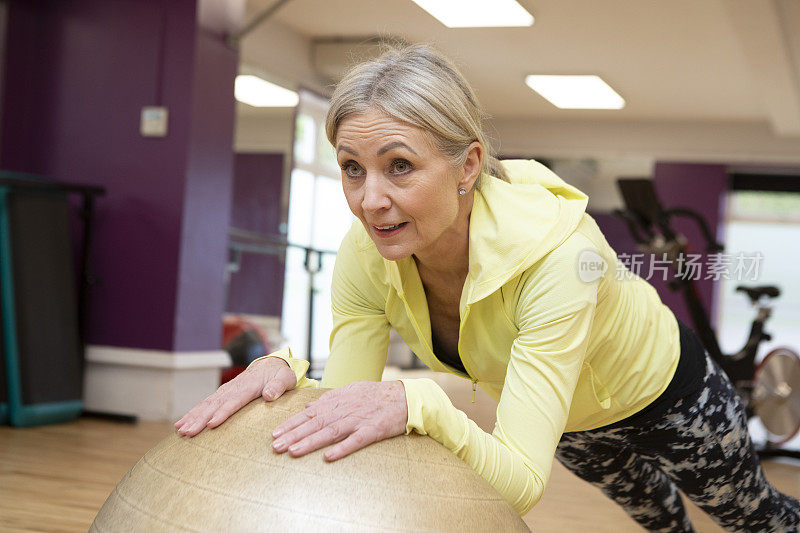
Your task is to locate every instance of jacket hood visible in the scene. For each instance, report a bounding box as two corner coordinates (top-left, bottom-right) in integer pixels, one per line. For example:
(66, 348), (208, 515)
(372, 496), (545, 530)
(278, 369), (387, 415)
(383, 159), (588, 306)
(464, 159), (588, 304)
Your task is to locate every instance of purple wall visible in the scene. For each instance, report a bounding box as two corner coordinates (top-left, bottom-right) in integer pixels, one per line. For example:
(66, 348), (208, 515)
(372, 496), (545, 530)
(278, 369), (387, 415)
(591, 213), (639, 257)
(1, 0), (238, 352)
(226, 153), (285, 317)
(172, 31), (237, 351)
(651, 163), (728, 327)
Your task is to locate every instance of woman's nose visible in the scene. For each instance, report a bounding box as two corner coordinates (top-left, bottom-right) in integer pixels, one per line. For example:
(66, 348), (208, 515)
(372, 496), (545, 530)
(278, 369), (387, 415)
(361, 175), (391, 212)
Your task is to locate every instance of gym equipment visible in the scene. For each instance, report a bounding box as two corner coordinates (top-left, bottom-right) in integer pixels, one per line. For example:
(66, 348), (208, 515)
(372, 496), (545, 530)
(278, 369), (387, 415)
(227, 227), (338, 378)
(220, 316), (270, 384)
(0, 172), (104, 426)
(91, 388), (529, 532)
(614, 178), (800, 456)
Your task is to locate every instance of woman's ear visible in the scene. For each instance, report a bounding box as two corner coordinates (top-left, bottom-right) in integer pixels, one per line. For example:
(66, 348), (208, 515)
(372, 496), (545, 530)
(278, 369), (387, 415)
(459, 141), (483, 191)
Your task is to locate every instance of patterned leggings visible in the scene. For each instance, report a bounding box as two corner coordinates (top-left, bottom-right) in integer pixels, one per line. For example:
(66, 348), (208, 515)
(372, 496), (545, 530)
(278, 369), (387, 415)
(555, 354), (800, 532)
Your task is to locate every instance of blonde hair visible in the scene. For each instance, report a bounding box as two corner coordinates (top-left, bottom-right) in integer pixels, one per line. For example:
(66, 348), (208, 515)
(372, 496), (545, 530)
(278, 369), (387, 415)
(325, 43), (508, 186)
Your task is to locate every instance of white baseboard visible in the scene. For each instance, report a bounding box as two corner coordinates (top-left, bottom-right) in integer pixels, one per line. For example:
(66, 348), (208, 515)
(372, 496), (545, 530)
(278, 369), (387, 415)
(83, 345), (232, 422)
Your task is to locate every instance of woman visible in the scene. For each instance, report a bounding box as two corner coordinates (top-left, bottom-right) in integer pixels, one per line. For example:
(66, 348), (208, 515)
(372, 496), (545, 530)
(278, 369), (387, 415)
(176, 44), (799, 531)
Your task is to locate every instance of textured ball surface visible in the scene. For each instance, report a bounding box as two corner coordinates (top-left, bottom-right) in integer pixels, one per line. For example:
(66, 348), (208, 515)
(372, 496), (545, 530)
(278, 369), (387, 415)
(91, 388), (529, 532)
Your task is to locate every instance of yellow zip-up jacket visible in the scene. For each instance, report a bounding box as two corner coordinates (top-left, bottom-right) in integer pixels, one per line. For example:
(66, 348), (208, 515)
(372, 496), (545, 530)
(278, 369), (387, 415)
(256, 159), (680, 515)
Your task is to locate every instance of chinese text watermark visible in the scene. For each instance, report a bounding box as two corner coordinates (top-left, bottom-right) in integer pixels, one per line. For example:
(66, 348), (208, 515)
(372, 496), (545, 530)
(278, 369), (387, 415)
(578, 251), (763, 283)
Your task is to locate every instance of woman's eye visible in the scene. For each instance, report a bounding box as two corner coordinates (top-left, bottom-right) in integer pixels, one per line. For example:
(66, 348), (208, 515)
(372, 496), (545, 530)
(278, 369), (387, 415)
(391, 160), (412, 174)
(342, 162), (363, 177)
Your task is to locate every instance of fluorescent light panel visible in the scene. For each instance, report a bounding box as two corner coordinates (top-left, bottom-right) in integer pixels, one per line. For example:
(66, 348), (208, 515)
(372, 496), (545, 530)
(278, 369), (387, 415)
(235, 75), (299, 107)
(411, 0), (533, 28)
(525, 75), (625, 109)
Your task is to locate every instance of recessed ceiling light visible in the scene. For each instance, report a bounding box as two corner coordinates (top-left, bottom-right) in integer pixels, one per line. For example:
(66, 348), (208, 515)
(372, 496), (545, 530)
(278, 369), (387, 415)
(235, 75), (299, 107)
(410, 0), (534, 28)
(525, 75), (625, 109)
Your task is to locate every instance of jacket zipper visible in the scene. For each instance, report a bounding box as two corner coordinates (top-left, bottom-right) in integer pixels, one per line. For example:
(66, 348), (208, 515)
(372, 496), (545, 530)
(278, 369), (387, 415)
(459, 305), (479, 404)
(402, 296), (479, 403)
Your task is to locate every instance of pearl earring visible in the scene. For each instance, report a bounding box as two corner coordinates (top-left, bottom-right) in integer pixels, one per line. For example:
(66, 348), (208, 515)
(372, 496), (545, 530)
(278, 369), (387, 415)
(458, 187), (467, 196)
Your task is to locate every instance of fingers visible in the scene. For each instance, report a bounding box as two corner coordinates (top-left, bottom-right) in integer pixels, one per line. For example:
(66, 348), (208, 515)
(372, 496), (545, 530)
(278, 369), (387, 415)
(175, 360), (299, 438)
(272, 381), (402, 461)
(273, 413), (328, 450)
(262, 379), (287, 402)
(272, 407), (319, 439)
(176, 397), (220, 437)
(205, 391), (260, 429)
(324, 428), (377, 461)
(174, 414), (189, 428)
(176, 375), (261, 437)
(273, 419), (350, 457)
(262, 365), (297, 401)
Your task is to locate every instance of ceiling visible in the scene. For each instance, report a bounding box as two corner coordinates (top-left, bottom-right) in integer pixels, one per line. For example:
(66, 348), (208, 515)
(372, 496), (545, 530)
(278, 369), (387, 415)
(234, 0), (800, 166)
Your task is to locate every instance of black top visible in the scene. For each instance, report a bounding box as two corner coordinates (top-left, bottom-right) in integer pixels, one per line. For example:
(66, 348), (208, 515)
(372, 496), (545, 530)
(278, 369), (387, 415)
(432, 334), (468, 375)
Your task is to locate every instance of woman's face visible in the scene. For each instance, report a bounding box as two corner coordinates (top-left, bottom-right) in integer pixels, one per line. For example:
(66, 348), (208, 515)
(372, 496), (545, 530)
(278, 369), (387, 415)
(335, 109), (469, 262)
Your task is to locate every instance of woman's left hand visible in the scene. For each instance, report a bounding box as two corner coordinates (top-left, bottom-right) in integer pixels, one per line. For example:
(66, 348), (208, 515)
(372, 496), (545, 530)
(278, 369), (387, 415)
(271, 381), (408, 461)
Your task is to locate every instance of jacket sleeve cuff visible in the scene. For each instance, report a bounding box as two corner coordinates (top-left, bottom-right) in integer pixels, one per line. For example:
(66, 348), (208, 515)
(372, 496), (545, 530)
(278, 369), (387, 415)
(248, 347), (317, 389)
(399, 377), (427, 436)
(398, 377), (469, 452)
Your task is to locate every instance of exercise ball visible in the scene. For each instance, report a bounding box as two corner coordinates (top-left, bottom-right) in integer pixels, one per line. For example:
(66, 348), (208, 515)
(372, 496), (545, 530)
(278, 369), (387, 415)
(91, 388), (529, 532)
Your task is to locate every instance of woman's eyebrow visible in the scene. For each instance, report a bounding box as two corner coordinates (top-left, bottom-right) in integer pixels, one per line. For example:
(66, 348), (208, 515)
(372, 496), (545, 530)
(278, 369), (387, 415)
(337, 144), (358, 156)
(377, 141), (417, 156)
(336, 142), (418, 157)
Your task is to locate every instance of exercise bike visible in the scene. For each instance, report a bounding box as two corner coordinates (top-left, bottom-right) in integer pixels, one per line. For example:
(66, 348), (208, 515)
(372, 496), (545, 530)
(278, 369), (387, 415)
(614, 178), (800, 459)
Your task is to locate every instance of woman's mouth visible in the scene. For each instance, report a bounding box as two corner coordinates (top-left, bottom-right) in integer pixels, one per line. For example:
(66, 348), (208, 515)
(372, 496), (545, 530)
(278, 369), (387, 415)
(372, 222), (408, 238)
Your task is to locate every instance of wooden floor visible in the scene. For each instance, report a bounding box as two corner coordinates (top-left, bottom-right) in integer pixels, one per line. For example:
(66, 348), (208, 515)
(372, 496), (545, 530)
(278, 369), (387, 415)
(2, 369), (799, 532)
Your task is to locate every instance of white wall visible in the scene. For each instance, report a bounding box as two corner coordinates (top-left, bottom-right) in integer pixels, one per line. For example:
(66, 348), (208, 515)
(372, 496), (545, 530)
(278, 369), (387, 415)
(491, 117), (800, 166)
(239, 18), (329, 97)
(234, 112), (293, 154)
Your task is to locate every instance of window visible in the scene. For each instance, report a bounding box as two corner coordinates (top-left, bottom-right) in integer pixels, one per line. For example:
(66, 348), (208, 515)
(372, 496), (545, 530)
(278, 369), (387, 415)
(717, 189), (800, 445)
(282, 90), (354, 376)
(716, 190), (800, 356)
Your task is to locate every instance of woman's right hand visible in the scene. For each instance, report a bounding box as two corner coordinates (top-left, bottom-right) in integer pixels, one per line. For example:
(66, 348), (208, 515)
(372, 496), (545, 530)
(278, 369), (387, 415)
(174, 356), (297, 437)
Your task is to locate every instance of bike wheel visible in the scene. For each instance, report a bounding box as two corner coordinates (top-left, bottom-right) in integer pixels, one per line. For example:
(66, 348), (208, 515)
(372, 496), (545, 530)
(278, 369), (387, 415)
(752, 347), (800, 445)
